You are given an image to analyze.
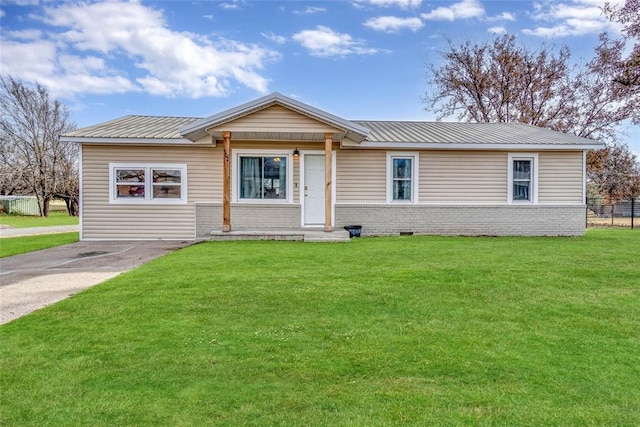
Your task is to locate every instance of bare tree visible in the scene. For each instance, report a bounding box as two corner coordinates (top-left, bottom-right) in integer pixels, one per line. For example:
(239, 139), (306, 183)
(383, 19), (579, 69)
(57, 141), (80, 216)
(0, 76), (78, 216)
(594, 0), (640, 124)
(424, 34), (640, 204)
(589, 142), (640, 224)
(424, 34), (631, 143)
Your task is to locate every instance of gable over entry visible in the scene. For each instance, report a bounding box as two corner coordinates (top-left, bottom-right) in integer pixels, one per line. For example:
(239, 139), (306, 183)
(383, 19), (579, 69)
(177, 93), (369, 232)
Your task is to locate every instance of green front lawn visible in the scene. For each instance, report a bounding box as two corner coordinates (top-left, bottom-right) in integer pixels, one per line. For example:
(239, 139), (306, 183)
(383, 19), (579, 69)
(1, 229), (639, 425)
(0, 232), (79, 258)
(0, 211), (79, 228)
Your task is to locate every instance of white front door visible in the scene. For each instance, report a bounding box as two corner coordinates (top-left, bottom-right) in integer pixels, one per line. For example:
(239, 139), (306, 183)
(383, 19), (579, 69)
(303, 154), (325, 226)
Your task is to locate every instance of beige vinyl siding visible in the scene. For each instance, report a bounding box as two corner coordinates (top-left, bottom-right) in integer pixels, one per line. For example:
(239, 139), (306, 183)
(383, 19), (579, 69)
(538, 151), (583, 204)
(212, 105), (341, 134)
(336, 150), (386, 203)
(420, 151), (507, 203)
(82, 145), (217, 240)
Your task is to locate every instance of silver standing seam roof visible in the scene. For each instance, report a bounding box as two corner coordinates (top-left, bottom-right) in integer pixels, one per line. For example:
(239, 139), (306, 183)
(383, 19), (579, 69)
(63, 115), (200, 139)
(353, 120), (600, 147)
(61, 94), (604, 149)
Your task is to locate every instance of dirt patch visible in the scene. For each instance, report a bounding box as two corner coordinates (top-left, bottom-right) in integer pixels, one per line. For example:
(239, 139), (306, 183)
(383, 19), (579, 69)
(74, 251), (110, 258)
(588, 218), (639, 227)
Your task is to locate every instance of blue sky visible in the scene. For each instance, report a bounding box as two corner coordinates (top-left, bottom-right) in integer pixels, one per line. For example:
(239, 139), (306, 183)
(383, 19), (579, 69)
(1, 0), (637, 155)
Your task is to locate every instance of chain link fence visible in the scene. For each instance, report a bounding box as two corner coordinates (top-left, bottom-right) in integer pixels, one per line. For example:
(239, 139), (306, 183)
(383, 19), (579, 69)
(587, 197), (638, 228)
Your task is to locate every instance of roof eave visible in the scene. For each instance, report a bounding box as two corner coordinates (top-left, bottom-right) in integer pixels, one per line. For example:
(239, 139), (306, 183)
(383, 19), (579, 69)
(341, 141), (605, 150)
(60, 136), (196, 145)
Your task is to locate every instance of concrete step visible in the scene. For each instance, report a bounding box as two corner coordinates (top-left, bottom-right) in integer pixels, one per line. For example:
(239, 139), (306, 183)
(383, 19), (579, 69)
(304, 230), (351, 242)
(207, 229), (351, 242)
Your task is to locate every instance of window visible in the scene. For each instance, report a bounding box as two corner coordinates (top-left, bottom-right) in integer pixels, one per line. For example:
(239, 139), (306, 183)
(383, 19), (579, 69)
(387, 153), (418, 203)
(234, 151), (292, 203)
(109, 164), (187, 204)
(508, 154), (538, 203)
(152, 169), (182, 199)
(115, 168), (146, 199)
(512, 160), (531, 201)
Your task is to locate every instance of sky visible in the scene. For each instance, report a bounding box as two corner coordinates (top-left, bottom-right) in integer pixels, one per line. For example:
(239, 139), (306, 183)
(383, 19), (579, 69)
(1, 0), (637, 156)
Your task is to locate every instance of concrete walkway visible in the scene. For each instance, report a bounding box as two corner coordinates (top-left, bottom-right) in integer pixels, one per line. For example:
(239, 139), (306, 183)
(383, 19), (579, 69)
(0, 224), (352, 325)
(0, 240), (190, 325)
(0, 224), (79, 238)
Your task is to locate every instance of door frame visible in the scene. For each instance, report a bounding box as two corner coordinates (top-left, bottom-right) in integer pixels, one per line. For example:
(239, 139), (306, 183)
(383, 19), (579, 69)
(300, 150), (336, 228)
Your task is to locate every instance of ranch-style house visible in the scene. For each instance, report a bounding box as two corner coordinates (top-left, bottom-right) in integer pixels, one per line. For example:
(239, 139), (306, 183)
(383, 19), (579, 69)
(60, 92), (604, 240)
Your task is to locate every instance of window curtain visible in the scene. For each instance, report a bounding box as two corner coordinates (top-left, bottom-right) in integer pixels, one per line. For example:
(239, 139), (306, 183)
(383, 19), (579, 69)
(393, 158), (412, 201)
(513, 161), (530, 180)
(513, 160), (531, 200)
(278, 157), (287, 199)
(241, 157), (262, 198)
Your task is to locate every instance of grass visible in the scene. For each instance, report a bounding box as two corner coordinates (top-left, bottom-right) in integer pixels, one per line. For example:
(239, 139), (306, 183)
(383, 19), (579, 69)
(0, 232), (79, 258)
(0, 211), (79, 228)
(1, 229), (639, 425)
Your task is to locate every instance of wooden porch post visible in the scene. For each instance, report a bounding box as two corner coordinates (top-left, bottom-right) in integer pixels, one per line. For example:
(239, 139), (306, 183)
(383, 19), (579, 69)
(222, 131), (231, 232)
(325, 132), (333, 232)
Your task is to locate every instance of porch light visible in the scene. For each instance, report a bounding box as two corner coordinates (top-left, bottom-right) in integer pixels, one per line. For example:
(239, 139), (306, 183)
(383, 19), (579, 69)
(293, 148), (300, 159)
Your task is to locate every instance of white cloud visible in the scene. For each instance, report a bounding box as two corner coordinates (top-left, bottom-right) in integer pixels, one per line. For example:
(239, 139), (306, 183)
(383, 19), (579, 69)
(4, 29), (43, 40)
(487, 12), (516, 22)
(1, 1), (280, 99)
(488, 25), (507, 34)
(363, 16), (423, 32)
(293, 6), (326, 15)
(0, 9), (5, 18)
(219, 1), (243, 10)
(421, 0), (485, 21)
(292, 26), (379, 57)
(58, 54), (107, 74)
(523, 0), (622, 37)
(1, 39), (58, 81)
(261, 31), (287, 44)
(0, 39), (136, 97)
(354, 0), (422, 9)
(5, 0), (39, 5)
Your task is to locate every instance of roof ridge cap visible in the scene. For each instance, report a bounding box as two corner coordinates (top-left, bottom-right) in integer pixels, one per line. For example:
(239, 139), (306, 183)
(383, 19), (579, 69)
(124, 114), (203, 119)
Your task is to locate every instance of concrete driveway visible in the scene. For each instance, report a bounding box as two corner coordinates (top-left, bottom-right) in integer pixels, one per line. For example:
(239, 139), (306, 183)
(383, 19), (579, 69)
(0, 240), (191, 325)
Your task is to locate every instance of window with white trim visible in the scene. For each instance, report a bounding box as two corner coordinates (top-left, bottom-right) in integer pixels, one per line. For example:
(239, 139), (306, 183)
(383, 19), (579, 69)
(387, 153), (418, 203)
(234, 150), (293, 203)
(508, 154), (538, 203)
(109, 164), (187, 204)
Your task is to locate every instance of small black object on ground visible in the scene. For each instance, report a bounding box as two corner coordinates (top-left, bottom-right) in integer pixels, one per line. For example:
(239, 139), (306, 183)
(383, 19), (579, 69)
(344, 225), (362, 238)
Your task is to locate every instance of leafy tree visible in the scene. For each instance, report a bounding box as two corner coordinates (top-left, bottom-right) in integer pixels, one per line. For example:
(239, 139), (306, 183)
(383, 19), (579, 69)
(0, 76), (78, 216)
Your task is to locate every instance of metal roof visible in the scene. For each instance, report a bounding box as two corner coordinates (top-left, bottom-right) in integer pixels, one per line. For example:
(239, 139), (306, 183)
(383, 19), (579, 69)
(63, 115), (200, 139)
(61, 114), (603, 149)
(354, 121), (599, 146)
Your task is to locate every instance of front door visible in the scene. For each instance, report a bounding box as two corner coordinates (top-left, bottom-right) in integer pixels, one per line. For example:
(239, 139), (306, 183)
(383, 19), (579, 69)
(303, 154), (325, 226)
